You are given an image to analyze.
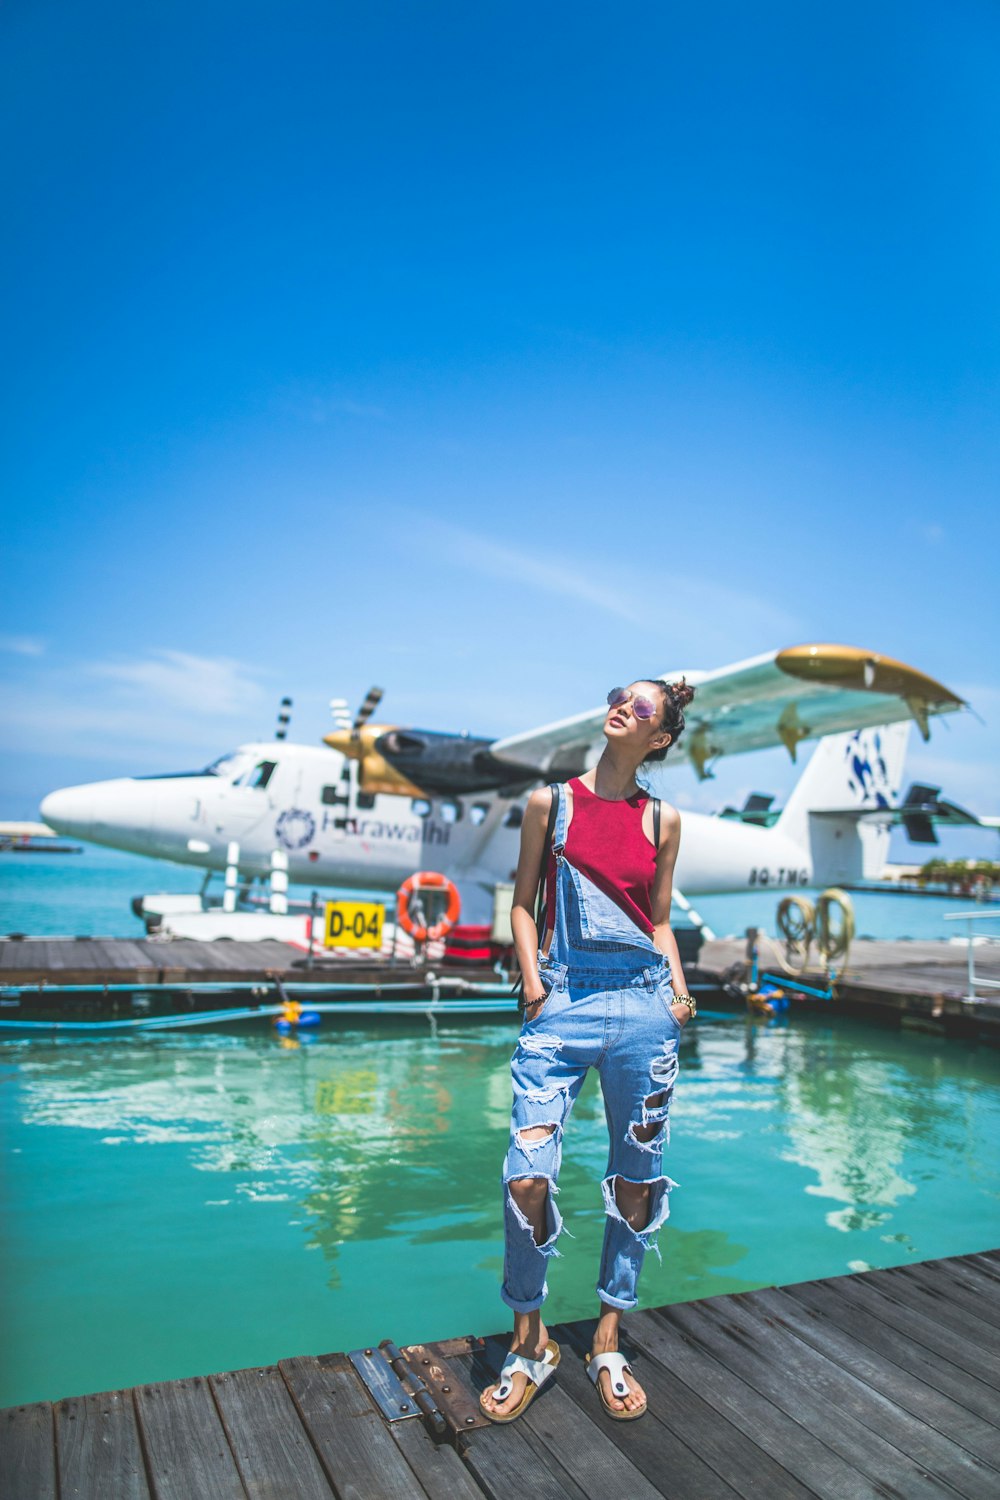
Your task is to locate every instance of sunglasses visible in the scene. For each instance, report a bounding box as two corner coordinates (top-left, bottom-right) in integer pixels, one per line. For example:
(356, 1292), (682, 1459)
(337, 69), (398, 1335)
(607, 687), (658, 721)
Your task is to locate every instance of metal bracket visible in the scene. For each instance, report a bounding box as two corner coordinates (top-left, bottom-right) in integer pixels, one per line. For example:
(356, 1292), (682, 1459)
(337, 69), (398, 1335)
(348, 1336), (489, 1442)
(403, 1339), (490, 1434)
(348, 1346), (423, 1425)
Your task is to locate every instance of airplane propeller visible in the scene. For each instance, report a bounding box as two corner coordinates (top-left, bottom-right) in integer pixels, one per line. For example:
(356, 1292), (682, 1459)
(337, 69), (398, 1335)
(328, 686), (385, 747)
(353, 686), (384, 738)
(324, 686), (432, 796)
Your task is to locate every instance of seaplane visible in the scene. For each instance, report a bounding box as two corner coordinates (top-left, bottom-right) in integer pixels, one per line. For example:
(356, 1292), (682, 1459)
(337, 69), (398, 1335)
(37, 643), (984, 939)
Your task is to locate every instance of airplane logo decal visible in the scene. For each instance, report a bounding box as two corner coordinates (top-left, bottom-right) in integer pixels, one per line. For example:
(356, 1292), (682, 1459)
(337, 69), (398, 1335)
(275, 808), (317, 850)
(843, 729), (892, 809)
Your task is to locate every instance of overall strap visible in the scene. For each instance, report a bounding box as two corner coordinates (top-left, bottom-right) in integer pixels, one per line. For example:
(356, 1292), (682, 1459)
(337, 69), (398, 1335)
(653, 797), (661, 850)
(513, 784), (560, 1013)
(536, 783), (560, 929)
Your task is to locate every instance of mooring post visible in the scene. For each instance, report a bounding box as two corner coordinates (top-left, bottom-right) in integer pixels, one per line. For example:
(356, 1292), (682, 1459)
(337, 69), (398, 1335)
(223, 842), (240, 913)
(270, 850), (289, 914)
(307, 890), (318, 969)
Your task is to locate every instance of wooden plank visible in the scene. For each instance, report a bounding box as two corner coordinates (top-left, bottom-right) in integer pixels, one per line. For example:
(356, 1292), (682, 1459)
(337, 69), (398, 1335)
(99, 941), (151, 970)
(0, 1402), (55, 1500)
(133, 1375), (246, 1500)
(55, 1389), (151, 1500)
(550, 1321), (753, 1499)
(898, 1262), (1000, 1331)
(89, 940), (125, 971)
(279, 1353), (434, 1500)
(795, 1270), (1000, 1413)
(966, 1251), (1000, 1282)
(704, 1288), (995, 1500)
(625, 1306), (883, 1499)
(462, 1421), (587, 1500)
(918, 1254), (1000, 1304)
(38, 942), (71, 971)
(759, 1285), (1000, 1471)
(210, 1364), (333, 1500)
(387, 1419), (488, 1500)
(473, 1335), (663, 1500)
(386, 1338), (578, 1500)
(856, 1267), (1000, 1352)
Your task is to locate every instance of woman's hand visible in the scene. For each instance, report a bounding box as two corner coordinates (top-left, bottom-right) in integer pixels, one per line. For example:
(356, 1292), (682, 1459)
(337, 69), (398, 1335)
(522, 982), (550, 1019)
(671, 1000), (692, 1027)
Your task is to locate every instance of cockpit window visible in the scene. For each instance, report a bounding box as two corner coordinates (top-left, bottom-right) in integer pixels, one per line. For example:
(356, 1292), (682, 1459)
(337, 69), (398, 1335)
(135, 750), (266, 783)
(235, 760), (277, 789)
(203, 751), (259, 782)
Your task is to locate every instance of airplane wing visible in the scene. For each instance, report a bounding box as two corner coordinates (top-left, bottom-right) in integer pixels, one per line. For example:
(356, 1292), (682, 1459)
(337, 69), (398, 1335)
(489, 644), (965, 781)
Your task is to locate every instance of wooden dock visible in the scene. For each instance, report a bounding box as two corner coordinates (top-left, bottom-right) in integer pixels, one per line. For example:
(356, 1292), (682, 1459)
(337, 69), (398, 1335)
(0, 937), (468, 989)
(0, 938), (513, 1025)
(3, 1250), (999, 1498)
(3, 934), (999, 1040)
(695, 935), (1000, 1041)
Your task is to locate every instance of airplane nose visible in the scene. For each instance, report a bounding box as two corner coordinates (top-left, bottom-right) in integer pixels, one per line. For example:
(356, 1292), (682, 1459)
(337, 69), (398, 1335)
(40, 777), (156, 848)
(40, 786), (95, 835)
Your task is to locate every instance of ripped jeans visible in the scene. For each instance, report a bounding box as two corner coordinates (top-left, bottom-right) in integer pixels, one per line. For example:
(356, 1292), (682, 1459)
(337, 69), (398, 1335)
(501, 954), (681, 1313)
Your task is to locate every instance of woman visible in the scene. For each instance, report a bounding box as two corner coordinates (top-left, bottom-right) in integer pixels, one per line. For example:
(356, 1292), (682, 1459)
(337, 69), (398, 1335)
(479, 677), (696, 1423)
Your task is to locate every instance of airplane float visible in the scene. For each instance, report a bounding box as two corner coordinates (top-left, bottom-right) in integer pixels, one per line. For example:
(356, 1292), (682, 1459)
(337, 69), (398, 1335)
(39, 643), (978, 926)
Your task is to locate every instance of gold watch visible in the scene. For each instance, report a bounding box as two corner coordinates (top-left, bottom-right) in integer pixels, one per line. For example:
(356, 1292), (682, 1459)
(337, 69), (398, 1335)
(674, 993), (697, 1019)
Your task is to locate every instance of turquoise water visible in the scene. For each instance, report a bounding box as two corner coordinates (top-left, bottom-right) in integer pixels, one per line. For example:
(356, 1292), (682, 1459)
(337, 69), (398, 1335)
(2, 1009), (997, 1407)
(0, 843), (993, 940)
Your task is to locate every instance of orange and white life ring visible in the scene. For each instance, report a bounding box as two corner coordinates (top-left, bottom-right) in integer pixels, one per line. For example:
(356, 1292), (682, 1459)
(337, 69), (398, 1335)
(396, 871), (461, 943)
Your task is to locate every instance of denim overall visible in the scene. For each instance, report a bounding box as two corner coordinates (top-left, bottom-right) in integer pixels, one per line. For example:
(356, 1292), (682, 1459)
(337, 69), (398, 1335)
(501, 785), (681, 1313)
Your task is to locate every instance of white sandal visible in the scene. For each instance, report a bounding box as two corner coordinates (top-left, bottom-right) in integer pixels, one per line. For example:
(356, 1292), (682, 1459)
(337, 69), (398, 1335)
(586, 1350), (647, 1421)
(480, 1339), (560, 1423)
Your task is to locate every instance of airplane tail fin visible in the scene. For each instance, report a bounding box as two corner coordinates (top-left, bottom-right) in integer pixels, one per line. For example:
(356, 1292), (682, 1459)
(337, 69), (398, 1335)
(776, 723), (910, 883)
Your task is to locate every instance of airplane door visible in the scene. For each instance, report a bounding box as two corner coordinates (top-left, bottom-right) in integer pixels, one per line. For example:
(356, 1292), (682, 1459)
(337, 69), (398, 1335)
(209, 757), (280, 840)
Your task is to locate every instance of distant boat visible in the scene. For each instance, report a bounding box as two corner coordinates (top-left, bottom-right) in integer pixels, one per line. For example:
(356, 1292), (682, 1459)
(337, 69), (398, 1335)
(0, 820), (82, 854)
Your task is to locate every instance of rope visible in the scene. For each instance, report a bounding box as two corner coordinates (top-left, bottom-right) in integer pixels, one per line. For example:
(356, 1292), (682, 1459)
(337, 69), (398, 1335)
(775, 895), (815, 973)
(815, 888), (854, 969)
(771, 888), (854, 976)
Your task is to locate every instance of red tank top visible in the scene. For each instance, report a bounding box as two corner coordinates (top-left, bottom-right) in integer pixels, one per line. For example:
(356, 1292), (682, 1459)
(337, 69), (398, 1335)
(545, 777), (658, 936)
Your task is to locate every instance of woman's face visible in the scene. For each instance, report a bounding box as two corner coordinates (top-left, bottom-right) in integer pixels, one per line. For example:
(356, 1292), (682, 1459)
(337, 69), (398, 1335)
(603, 682), (672, 756)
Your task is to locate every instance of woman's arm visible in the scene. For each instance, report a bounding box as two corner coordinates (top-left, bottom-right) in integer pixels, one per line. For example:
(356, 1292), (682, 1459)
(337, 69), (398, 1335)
(510, 786), (554, 1014)
(649, 803), (693, 1024)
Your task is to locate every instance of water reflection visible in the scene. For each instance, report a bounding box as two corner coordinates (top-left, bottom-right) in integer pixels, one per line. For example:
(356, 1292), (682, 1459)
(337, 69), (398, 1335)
(5, 1010), (999, 1290)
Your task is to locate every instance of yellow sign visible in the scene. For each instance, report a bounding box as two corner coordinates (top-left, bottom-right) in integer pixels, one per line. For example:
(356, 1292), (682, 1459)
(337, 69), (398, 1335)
(315, 1069), (378, 1115)
(323, 899), (384, 950)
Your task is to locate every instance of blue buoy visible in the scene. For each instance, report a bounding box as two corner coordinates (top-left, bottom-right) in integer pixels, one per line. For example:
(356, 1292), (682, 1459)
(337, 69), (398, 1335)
(274, 1010), (321, 1033)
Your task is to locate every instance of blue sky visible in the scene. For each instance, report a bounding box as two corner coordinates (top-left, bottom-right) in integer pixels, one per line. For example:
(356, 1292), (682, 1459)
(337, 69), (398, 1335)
(2, 1), (998, 858)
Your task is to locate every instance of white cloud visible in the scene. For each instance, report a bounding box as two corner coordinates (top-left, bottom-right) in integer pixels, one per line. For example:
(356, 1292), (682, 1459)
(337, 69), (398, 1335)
(395, 512), (801, 647)
(0, 634), (45, 656)
(0, 650), (270, 769)
(400, 515), (649, 624)
(87, 650), (265, 715)
(309, 396), (387, 421)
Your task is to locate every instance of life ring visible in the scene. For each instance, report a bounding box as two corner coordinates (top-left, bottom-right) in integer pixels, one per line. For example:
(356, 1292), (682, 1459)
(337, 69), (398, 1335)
(396, 871), (461, 942)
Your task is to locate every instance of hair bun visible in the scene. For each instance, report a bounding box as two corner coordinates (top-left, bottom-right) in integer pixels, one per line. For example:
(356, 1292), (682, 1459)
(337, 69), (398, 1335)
(668, 677), (695, 709)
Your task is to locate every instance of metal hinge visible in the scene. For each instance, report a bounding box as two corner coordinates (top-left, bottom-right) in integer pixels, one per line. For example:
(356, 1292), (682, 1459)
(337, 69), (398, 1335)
(348, 1336), (488, 1443)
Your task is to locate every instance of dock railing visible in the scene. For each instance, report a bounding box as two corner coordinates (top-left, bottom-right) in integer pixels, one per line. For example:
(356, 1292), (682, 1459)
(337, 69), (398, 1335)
(944, 908), (1000, 1000)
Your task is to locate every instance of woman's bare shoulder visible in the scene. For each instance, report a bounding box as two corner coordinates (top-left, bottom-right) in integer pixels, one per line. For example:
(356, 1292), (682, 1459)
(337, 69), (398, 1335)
(657, 801), (682, 845)
(524, 785), (555, 825)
